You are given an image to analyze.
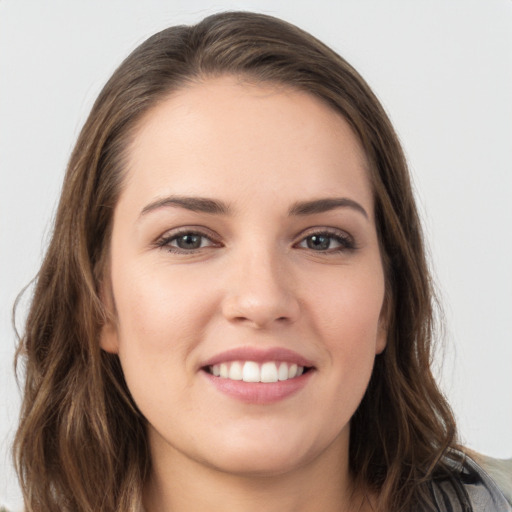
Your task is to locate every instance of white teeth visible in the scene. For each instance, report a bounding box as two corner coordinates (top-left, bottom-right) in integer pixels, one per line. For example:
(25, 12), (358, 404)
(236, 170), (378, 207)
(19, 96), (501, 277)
(209, 360), (306, 383)
(242, 361), (260, 382)
(229, 361), (243, 380)
(277, 362), (289, 381)
(261, 362), (278, 383)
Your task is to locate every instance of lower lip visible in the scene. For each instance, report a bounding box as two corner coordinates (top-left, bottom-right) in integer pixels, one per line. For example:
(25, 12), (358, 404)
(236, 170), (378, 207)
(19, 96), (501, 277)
(202, 370), (313, 404)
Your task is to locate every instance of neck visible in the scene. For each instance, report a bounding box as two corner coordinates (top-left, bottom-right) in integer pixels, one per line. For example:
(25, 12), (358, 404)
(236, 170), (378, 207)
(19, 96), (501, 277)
(143, 433), (367, 512)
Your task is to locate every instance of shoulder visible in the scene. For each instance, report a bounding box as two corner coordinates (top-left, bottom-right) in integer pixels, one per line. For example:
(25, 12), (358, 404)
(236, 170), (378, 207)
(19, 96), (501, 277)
(468, 451), (512, 506)
(429, 451), (512, 511)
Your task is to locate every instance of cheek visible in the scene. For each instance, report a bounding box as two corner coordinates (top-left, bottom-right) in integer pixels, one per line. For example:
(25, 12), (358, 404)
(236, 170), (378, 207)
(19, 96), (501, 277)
(111, 266), (209, 414)
(111, 262), (220, 393)
(309, 265), (385, 345)
(306, 264), (385, 393)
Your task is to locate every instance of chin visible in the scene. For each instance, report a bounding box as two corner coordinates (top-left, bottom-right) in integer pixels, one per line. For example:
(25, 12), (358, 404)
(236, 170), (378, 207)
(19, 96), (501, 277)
(198, 433), (323, 478)
(208, 451), (308, 478)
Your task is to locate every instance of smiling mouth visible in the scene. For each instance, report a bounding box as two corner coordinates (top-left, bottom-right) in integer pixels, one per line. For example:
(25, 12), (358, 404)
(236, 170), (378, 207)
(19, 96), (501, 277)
(203, 360), (312, 383)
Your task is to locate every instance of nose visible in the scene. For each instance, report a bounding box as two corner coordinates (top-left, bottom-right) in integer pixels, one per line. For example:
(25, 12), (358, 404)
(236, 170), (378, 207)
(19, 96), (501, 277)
(221, 247), (300, 329)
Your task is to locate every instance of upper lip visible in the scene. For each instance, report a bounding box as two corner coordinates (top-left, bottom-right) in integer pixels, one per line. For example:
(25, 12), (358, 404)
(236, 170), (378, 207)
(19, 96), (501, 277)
(201, 347), (315, 369)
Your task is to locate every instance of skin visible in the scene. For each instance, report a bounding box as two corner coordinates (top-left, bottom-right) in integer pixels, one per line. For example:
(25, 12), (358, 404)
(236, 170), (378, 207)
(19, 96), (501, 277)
(101, 76), (386, 512)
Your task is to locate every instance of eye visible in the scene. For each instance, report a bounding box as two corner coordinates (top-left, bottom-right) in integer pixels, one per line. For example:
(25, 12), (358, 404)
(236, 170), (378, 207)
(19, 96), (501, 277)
(156, 230), (220, 253)
(296, 230), (355, 252)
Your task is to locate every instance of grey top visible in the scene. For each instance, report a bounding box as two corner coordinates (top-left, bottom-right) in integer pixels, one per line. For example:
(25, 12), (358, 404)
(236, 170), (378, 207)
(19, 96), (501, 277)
(428, 454), (512, 511)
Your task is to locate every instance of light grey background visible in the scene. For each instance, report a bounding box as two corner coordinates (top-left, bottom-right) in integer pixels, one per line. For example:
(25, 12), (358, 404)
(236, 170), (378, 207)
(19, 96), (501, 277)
(1, 1), (511, 510)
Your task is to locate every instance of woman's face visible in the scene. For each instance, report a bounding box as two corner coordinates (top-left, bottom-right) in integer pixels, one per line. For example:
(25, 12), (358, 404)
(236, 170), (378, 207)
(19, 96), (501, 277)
(101, 76), (387, 477)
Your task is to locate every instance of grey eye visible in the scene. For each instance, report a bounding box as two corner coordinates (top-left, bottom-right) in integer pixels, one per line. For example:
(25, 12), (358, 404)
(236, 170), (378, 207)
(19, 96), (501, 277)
(306, 234), (332, 251)
(157, 229), (221, 254)
(174, 234), (204, 250)
(296, 231), (355, 252)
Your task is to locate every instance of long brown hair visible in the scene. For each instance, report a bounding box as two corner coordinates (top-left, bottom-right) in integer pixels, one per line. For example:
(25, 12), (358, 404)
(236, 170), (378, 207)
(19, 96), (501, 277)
(14, 11), (462, 511)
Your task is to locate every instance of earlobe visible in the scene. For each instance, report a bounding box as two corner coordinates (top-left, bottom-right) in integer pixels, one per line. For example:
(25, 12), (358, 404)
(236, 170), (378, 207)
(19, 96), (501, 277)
(99, 321), (120, 354)
(375, 321), (387, 355)
(375, 291), (391, 355)
(98, 277), (120, 354)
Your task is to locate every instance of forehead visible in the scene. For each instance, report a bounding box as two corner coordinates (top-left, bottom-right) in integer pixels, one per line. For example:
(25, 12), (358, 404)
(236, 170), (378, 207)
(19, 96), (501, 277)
(121, 75), (373, 215)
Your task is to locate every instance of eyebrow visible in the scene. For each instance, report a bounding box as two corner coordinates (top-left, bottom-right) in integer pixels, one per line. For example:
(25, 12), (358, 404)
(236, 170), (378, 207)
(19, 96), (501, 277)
(139, 195), (368, 219)
(140, 196), (231, 217)
(288, 197), (368, 219)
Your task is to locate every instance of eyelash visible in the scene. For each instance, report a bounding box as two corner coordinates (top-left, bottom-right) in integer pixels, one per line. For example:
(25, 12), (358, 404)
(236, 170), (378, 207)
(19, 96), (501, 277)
(155, 228), (221, 253)
(295, 229), (356, 253)
(155, 228), (356, 254)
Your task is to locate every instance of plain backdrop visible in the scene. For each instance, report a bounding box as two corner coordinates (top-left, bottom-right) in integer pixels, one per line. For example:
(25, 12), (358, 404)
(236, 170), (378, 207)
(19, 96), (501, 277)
(1, 1), (511, 509)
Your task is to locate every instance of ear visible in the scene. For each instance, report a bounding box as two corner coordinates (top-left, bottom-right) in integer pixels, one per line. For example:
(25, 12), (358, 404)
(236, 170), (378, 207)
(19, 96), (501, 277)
(100, 319), (120, 354)
(375, 290), (391, 355)
(375, 320), (387, 355)
(98, 279), (120, 354)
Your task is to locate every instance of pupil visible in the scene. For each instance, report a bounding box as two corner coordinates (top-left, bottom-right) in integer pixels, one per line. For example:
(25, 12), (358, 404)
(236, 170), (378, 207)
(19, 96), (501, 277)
(307, 235), (330, 250)
(177, 234), (201, 249)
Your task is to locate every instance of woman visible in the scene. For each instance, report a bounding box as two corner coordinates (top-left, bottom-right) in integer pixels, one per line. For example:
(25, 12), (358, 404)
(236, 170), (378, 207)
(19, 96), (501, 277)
(13, 11), (511, 512)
